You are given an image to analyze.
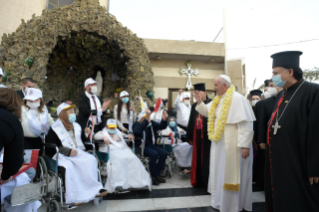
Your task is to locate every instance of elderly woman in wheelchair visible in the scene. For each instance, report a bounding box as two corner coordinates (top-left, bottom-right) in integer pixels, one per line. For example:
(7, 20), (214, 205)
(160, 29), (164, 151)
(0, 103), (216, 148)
(45, 103), (107, 206)
(94, 119), (151, 193)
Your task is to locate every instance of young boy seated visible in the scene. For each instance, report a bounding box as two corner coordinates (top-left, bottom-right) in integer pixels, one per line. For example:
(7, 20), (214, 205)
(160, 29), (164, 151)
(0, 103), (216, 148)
(94, 119), (151, 193)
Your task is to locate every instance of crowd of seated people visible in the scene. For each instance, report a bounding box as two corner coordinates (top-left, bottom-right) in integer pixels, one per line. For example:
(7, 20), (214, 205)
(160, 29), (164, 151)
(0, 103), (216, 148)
(0, 76), (193, 210)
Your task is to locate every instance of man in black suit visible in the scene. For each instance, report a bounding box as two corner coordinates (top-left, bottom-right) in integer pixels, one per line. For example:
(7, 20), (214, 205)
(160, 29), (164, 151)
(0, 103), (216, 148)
(16, 78), (35, 99)
(77, 78), (111, 133)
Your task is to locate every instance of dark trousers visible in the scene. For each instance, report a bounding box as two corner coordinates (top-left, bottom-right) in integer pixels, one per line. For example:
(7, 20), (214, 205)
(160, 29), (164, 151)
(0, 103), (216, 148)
(24, 137), (43, 156)
(144, 145), (168, 177)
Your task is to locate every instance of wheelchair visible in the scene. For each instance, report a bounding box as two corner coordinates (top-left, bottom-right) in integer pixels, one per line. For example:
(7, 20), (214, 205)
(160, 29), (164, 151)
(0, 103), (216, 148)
(41, 134), (104, 211)
(1, 171), (46, 212)
(93, 134), (150, 193)
(155, 132), (178, 178)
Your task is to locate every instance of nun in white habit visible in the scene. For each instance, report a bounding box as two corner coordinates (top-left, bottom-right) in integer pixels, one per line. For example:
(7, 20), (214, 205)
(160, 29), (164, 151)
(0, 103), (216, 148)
(94, 119), (151, 193)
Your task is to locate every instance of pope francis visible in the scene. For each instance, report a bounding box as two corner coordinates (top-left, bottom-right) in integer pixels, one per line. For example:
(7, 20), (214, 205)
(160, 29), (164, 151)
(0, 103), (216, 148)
(194, 75), (255, 212)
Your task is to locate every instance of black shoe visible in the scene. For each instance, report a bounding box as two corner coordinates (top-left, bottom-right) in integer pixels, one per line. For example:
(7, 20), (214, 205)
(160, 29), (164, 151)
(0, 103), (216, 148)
(115, 186), (124, 192)
(155, 176), (166, 183)
(152, 177), (160, 185)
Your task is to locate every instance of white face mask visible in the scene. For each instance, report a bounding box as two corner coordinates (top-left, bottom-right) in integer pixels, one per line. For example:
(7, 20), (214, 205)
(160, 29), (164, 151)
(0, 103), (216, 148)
(90, 86), (98, 94)
(27, 101), (40, 109)
(252, 100), (259, 107)
(184, 100), (190, 105)
(267, 87), (277, 97)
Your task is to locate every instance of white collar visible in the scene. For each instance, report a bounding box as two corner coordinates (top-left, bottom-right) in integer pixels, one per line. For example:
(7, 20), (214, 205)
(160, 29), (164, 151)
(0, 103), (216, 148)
(85, 91), (95, 98)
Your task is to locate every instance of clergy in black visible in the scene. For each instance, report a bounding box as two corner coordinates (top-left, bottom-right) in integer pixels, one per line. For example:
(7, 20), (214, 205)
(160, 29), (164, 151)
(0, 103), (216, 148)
(262, 51), (319, 212)
(253, 95), (276, 189)
(187, 83), (212, 187)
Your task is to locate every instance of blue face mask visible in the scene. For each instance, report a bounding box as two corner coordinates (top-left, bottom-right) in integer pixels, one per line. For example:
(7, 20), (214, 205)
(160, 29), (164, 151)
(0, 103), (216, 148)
(272, 70), (289, 88)
(122, 97), (129, 104)
(68, 114), (76, 123)
(108, 129), (117, 134)
(169, 121), (176, 128)
(147, 122), (152, 128)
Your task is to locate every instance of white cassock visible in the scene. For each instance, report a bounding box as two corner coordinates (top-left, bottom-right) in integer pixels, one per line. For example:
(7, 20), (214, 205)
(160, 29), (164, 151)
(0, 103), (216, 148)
(52, 119), (103, 204)
(196, 91), (255, 212)
(94, 129), (151, 193)
(1, 173), (42, 212)
(160, 126), (193, 167)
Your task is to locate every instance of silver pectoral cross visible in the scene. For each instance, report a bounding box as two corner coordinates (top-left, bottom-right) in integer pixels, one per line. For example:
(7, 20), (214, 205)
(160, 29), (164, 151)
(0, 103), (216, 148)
(272, 121), (281, 135)
(179, 62), (199, 90)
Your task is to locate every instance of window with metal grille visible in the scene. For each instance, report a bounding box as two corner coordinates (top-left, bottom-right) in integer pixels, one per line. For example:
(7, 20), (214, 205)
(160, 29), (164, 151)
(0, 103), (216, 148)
(47, 0), (74, 10)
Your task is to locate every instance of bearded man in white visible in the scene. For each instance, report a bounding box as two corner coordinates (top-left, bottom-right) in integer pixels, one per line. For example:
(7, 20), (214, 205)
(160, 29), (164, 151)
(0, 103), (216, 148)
(194, 75), (255, 212)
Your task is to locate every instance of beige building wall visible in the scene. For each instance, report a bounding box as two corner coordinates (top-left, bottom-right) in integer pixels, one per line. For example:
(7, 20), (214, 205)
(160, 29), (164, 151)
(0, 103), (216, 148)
(227, 60), (245, 94)
(0, 0), (109, 43)
(0, 0), (46, 42)
(151, 59), (224, 99)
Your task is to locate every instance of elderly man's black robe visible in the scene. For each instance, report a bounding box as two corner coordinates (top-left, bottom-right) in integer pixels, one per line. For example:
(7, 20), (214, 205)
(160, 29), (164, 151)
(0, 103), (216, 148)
(266, 79), (319, 212)
(187, 98), (211, 187)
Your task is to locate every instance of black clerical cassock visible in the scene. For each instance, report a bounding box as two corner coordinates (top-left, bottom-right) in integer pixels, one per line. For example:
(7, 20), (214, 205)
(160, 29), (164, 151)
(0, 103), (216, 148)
(265, 51), (319, 212)
(187, 83), (212, 187)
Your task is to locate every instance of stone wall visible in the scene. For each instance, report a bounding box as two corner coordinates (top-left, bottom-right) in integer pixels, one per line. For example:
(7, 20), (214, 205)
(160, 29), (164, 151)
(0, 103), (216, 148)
(0, 0), (154, 111)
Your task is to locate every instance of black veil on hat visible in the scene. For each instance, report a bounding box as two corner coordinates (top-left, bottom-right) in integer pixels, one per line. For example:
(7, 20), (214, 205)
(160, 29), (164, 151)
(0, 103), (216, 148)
(250, 89), (262, 97)
(271, 51), (303, 69)
(193, 83), (206, 91)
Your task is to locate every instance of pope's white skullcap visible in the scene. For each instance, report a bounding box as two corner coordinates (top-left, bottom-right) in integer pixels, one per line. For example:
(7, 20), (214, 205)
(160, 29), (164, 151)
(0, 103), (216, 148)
(219, 75), (231, 84)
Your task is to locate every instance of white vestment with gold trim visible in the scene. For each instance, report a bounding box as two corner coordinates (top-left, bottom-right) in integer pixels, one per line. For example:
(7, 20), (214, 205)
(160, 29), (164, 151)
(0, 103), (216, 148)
(196, 91), (255, 212)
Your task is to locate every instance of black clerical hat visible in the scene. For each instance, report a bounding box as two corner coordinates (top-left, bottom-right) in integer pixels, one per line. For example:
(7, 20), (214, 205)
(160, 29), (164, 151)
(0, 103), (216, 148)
(271, 51), (303, 69)
(250, 89), (262, 97)
(193, 83), (206, 91)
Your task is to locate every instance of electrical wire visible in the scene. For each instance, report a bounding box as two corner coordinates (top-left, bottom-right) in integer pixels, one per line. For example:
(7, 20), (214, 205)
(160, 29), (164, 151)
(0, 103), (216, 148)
(226, 37), (319, 50)
(213, 28), (223, 42)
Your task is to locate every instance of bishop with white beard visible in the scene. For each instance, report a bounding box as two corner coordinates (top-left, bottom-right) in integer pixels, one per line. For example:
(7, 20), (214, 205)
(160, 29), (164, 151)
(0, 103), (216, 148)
(194, 75), (255, 212)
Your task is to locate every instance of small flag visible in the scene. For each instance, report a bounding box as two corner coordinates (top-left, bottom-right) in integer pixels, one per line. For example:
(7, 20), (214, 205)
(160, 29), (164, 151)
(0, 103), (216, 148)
(154, 98), (163, 112)
(168, 132), (175, 145)
(88, 113), (95, 142)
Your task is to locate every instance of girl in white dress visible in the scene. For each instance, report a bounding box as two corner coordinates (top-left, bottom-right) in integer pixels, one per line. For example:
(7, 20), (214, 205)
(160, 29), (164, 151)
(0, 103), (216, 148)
(21, 88), (55, 156)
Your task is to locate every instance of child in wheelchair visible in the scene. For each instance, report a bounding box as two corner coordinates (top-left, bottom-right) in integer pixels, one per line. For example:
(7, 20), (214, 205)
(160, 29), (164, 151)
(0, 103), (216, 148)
(94, 119), (151, 193)
(45, 103), (107, 205)
(159, 116), (192, 174)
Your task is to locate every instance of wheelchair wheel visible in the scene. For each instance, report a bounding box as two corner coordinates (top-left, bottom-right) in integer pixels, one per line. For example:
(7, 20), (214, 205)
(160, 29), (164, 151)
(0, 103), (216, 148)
(47, 200), (61, 212)
(37, 156), (49, 194)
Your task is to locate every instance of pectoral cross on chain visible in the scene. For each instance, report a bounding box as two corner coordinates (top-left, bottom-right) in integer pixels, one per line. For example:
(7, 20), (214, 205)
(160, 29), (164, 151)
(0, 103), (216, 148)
(196, 116), (201, 125)
(272, 121), (281, 135)
(179, 62), (199, 90)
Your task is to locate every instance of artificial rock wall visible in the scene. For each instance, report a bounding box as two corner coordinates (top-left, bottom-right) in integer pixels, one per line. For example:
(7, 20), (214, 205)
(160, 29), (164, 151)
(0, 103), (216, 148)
(0, 0), (154, 109)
